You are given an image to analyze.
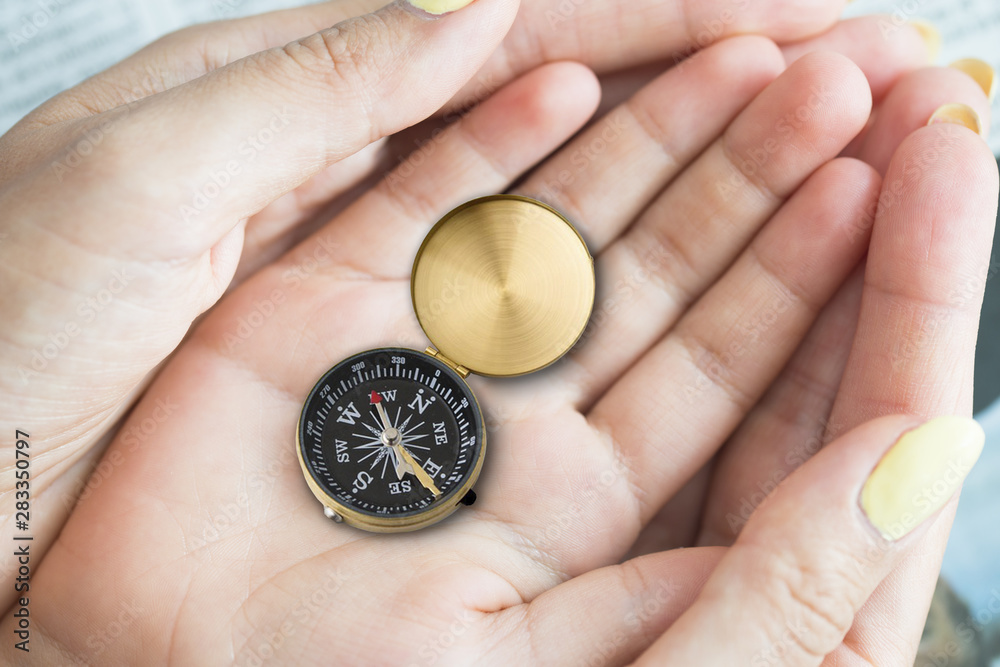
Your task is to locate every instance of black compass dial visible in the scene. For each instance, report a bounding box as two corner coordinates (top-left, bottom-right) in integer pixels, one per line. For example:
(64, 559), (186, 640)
(298, 348), (484, 522)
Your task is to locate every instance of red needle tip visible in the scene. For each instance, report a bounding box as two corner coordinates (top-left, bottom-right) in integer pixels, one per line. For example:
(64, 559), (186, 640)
(370, 391), (382, 405)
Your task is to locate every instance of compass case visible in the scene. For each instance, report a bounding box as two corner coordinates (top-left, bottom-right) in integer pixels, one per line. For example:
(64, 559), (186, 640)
(410, 195), (595, 377)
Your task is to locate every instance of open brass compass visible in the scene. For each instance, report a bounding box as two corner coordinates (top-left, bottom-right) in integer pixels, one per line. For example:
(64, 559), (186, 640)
(297, 195), (595, 532)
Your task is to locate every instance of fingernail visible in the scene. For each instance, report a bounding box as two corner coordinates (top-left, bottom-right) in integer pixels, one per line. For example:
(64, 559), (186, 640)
(927, 103), (985, 138)
(404, 0), (477, 16)
(909, 20), (942, 63)
(950, 58), (997, 102)
(861, 416), (984, 541)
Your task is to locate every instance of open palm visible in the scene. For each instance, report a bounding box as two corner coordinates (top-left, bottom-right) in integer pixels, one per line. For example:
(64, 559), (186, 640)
(9, 18), (997, 661)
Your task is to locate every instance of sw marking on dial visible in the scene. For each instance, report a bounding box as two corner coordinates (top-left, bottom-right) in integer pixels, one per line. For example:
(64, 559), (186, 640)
(299, 348), (484, 523)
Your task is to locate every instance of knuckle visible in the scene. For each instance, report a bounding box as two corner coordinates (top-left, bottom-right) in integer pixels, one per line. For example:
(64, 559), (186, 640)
(751, 541), (860, 661)
(279, 14), (394, 95)
(677, 327), (756, 412)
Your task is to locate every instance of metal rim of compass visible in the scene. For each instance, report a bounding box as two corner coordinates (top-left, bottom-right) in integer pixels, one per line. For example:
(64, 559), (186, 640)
(296, 348), (486, 533)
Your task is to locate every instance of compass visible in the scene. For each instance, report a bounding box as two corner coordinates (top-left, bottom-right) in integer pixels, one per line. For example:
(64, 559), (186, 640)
(296, 195), (595, 532)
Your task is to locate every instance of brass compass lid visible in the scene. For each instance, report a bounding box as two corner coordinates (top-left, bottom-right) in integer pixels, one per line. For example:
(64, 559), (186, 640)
(411, 195), (595, 377)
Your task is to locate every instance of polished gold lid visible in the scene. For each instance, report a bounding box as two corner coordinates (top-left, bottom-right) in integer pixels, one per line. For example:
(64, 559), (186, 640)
(411, 195), (595, 377)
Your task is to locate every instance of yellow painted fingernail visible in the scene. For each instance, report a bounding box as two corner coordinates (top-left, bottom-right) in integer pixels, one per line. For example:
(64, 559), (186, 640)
(910, 20), (942, 63)
(405, 0), (477, 15)
(928, 103), (985, 138)
(950, 58), (997, 102)
(861, 416), (984, 541)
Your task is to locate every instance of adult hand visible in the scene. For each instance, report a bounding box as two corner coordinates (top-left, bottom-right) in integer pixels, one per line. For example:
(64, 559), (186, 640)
(682, 51), (997, 666)
(3, 1), (988, 654)
(6, 14), (997, 658)
(0, 0), (892, 603)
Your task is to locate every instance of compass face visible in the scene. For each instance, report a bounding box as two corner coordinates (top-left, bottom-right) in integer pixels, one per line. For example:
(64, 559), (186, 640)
(297, 348), (485, 531)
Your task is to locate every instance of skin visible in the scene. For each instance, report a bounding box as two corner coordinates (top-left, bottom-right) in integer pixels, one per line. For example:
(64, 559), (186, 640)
(0, 0), (997, 664)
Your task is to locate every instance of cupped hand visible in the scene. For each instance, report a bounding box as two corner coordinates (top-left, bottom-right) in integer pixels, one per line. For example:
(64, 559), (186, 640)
(4, 9), (997, 659)
(0, 0), (880, 604)
(8, 1), (995, 664)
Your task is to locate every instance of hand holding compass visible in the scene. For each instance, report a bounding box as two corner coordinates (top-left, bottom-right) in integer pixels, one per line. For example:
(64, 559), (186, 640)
(297, 196), (594, 532)
(17, 27), (991, 664)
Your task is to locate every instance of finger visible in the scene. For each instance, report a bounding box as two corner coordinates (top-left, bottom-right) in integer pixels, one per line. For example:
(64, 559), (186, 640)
(836, 126), (998, 427)
(514, 35), (786, 251)
(626, 462), (714, 557)
(696, 266), (864, 547)
(23, 0), (385, 125)
(694, 61), (995, 552)
(587, 157), (881, 524)
(557, 53), (872, 408)
(448, 0), (848, 111)
(854, 65), (993, 174)
(273, 61), (600, 281)
(236, 138), (389, 282)
(487, 547), (723, 665)
(636, 415), (985, 665)
(824, 118), (1000, 664)
(589, 155), (878, 519)
(781, 16), (931, 102)
(55, 0), (520, 261)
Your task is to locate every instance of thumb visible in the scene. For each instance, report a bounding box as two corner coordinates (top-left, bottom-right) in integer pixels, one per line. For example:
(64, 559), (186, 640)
(84, 0), (518, 258)
(635, 415), (985, 666)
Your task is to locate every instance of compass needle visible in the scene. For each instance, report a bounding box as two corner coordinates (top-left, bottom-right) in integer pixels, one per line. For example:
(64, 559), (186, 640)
(398, 445), (442, 497)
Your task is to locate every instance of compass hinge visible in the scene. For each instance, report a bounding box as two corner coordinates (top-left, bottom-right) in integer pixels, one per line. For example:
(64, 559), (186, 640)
(425, 348), (470, 378)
